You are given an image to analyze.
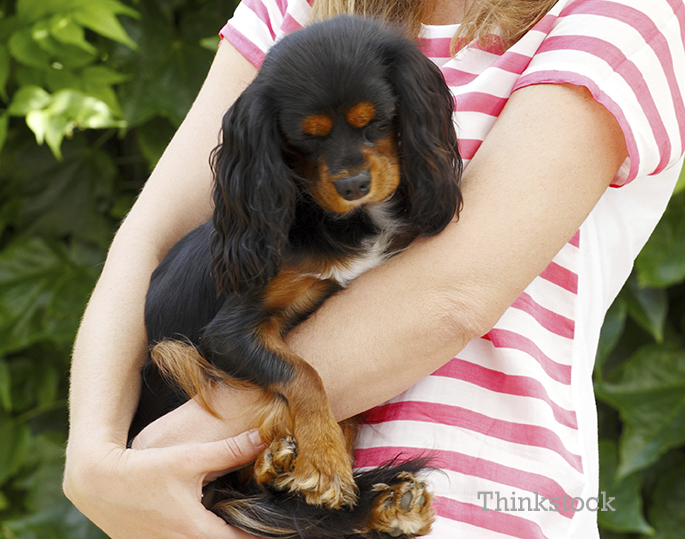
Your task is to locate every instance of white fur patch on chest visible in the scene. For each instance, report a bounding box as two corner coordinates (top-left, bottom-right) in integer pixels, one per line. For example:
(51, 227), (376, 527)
(310, 201), (404, 287)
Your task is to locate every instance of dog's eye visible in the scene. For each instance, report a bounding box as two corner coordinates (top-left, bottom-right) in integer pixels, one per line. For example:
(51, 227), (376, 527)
(363, 119), (392, 146)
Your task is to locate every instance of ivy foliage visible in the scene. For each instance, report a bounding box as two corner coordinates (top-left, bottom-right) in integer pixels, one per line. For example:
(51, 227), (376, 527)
(595, 177), (685, 538)
(0, 0), (237, 536)
(0, 0), (684, 537)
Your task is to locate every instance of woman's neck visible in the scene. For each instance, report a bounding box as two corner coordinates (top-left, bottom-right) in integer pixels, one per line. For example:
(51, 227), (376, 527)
(422, 0), (465, 25)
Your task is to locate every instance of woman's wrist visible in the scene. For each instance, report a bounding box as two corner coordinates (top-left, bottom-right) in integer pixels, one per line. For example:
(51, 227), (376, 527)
(131, 384), (262, 449)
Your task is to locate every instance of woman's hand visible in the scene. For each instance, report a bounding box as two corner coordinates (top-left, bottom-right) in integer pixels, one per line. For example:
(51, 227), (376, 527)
(63, 430), (264, 539)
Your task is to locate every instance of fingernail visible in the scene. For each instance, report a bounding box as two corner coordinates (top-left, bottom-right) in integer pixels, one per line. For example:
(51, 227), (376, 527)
(247, 429), (263, 446)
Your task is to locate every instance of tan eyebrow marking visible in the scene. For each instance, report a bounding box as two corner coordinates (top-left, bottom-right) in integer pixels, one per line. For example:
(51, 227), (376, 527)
(302, 114), (333, 136)
(346, 102), (376, 128)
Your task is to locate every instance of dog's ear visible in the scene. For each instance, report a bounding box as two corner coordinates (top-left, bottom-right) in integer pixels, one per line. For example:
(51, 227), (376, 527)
(383, 40), (463, 235)
(210, 82), (297, 296)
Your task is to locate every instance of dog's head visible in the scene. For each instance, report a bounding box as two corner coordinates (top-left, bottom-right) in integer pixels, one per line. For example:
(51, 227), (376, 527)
(211, 16), (462, 294)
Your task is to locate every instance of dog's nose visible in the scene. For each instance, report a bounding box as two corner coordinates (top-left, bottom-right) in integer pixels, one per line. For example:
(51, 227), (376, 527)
(334, 170), (371, 201)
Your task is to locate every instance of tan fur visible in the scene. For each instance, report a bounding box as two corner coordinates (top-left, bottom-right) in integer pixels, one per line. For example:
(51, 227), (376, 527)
(302, 113), (334, 136)
(150, 340), (261, 416)
(254, 319), (358, 509)
(346, 102), (376, 128)
(311, 134), (400, 214)
(364, 473), (434, 537)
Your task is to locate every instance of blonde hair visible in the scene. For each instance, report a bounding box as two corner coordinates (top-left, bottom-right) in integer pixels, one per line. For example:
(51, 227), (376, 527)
(311, 0), (558, 51)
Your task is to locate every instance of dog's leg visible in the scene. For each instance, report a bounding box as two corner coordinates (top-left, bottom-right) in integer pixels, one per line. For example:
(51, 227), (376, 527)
(253, 320), (357, 509)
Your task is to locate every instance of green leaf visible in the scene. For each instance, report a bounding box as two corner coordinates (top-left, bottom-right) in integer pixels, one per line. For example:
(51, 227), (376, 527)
(597, 440), (654, 535)
(8, 136), (117, 246)
(0, 416), (31, 485)
(71, 0), (140, 50)
(136, 116), (176, 169)
(8, 28), (52, 69)
(119, 2), (214, 126)
(48, 14), (97, 55)
(14, 88), (126, 159)
(30, 18), (96, 69)
(0, 237), (96, 354)
(0, 43), (10, 101)
(0, 113), (9, 157)
(596, 298), (628, 378)
(622, 278), (668, 343)
(595, 344), (685, 478)
(0, 359), (11, 411)
(4, 499), (109, 539)
(7, 85), (52, 116)
(635, 192), (685, 288)
(645, 461), (685, 539)
(673, 161), (685, 196)
(16, 432), (67, 513)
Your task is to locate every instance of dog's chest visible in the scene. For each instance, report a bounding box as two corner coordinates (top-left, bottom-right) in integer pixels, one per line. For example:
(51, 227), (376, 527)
(311, 203), (403, 287)
(317, 230), (394, 287)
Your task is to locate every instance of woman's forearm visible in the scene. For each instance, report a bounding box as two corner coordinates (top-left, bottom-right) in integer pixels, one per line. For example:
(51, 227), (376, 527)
(66, 41), (257, 454)
(287, 83), (628, 419)
(135, 82), (628, 449)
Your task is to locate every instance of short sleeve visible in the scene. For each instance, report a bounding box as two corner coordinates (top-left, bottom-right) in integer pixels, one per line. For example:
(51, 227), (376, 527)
(514, 0), (685, 186)
(219, 0), (313, 68)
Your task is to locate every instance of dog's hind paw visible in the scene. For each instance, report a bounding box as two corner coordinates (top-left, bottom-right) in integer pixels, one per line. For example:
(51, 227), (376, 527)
(365, 472), (434, 538)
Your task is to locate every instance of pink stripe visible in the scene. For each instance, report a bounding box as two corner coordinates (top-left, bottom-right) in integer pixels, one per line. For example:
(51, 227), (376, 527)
(511, 292), (575, 339)
(434, 497), (551, 538)
(537, 34), (672, 175)
(443, 67), (478, 87)
(244, 0), (276, 40)
(569, 230), (580, 248)
(457, 139), (482, 161)
(668, 0), (685, 51)
(274, 0), (288, 16)
(222, 26), (266, 68)
(363, 401), (583, 472)
(530, 12), (558, 36)
(434, 359), (578, 429)
(416, 37), (453, 58)
(515, 70), (639, 185)
(355, 446), (576, 519)
(456, 91), (507, 116)
(281, 13), (303, 35)
(563, 0), (685, 153)
(485, 329), (572, 384)
(492, 51), (535, 76)
(539, 261), (578, 294)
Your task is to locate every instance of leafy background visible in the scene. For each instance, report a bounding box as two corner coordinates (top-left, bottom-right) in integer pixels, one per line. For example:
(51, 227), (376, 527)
(0, 0), (683, 537)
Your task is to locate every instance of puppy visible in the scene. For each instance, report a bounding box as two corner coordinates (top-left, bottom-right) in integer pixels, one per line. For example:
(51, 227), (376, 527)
(129, 15), (462, 539)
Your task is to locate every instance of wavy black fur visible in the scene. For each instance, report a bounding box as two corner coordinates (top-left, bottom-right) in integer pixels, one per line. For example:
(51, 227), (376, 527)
(130, 14), (461, 539)
(206, 458), (433, 539)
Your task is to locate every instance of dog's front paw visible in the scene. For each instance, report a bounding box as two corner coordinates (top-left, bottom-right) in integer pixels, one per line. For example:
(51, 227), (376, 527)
(255, 433), (357, 509)
(284, 444), (357, 509)
(365, 472), (434, 538)
(254, 435), (298, 486)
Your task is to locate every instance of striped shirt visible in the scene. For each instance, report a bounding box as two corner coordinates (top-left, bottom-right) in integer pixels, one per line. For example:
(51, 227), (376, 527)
(221, 1), (685, 537)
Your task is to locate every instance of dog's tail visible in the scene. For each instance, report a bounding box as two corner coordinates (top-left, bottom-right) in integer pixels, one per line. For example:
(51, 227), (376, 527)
(207, 458), (434, 539)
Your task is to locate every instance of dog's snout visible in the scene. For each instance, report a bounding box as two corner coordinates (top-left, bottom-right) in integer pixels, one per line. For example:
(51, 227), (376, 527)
(334, 170), (371, 201)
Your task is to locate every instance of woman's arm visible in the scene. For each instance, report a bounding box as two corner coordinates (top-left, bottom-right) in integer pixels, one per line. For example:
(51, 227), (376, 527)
(63, 41), (260, 539)
(133, 82), (628, 448)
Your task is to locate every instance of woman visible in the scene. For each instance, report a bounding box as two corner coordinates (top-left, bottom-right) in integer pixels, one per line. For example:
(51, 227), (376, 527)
(63, 0), (685, 538)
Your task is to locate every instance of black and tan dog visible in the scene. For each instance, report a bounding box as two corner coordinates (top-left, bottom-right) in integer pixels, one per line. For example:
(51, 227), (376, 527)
(129, 15), (462, 538)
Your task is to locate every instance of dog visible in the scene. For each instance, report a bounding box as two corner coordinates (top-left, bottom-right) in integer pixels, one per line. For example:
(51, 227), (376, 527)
(129, 15), (462, 539)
